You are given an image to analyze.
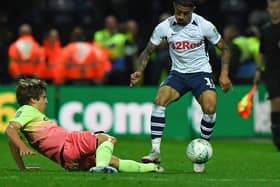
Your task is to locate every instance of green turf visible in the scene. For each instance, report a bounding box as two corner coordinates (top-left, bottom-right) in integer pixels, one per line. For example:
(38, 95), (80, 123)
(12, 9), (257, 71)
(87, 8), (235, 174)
(1, 136), (280, 187)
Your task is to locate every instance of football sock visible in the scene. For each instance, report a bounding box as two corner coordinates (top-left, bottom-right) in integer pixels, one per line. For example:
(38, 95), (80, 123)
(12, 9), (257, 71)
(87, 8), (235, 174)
(200, 113), (216, 140)
(95, 140), (114, 167)
(151, 138), (161, 153)
(271, 112), (280, 150)
(151, 105), (166, 153)
(118, 159), (156, 172)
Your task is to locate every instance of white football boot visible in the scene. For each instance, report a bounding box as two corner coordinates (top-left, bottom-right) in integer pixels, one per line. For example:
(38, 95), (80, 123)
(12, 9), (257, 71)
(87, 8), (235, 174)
(154, 165), (164, 173)
(193, 163), (205, 173)
(141, 150), (161, 164)
(89, 166), (118, 173)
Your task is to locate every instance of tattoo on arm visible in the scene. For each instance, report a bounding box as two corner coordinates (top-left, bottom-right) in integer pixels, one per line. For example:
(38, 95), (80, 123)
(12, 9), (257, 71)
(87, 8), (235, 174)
(137, 42), (156, 72)
(219, 41), (230, 65)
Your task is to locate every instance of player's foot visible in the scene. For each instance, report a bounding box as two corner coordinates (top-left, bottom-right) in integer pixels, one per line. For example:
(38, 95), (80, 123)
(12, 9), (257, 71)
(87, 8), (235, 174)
(154, 165), (164, 173)
(141, 150), (160, 164)
(193, 163), (205, 173)
(89, 166), (118, 173)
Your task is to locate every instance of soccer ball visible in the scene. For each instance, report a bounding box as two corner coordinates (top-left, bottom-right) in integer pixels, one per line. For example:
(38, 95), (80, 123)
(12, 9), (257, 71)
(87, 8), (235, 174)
(186, 138), (213, 163)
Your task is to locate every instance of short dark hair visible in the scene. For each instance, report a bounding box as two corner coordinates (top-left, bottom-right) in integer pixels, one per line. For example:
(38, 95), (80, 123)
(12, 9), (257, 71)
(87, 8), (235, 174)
(16, 78), (47, 106)
(173, 0), (197, 7)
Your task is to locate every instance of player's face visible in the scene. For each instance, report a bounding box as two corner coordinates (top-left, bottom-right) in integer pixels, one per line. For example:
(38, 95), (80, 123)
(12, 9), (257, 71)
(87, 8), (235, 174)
(173, 3), (195, 25)
(268, 0), (280, 24)
(34, 91), (48, 113)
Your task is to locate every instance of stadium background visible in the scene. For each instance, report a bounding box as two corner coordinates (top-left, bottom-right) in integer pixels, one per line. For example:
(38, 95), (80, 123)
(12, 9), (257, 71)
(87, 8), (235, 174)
(0, 0), (270, 83)
(0, 0), (268, 44)
(0, 0), (272, 139)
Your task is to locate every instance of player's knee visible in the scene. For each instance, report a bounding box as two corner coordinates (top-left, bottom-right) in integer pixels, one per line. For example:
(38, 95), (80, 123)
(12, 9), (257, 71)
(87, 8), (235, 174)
(154, 97), (171, 106)
(96, 134), (117, 145)
(154, 97), (164, 106)
(105, 135), (117, 144)
(111, 136), (117, 144)
(203, 105), (216, 114)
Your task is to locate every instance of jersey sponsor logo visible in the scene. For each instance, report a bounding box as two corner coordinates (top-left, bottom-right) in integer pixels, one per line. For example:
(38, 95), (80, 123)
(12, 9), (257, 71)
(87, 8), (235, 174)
(15, 111), (22, 118)
(43, 117), (49, 121)
(170, 40), (203, 50)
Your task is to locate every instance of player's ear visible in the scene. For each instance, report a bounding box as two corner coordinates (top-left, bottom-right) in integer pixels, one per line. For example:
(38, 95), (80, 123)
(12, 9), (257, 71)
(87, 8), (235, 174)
(30, 97), (37, 104)
(192, 6), (196, 11)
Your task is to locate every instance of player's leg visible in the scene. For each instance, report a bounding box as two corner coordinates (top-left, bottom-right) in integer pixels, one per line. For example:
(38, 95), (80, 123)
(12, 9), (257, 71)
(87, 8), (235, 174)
(110, 156), (164, 173)
(142, 85), (180, 163)
(192, 73), (217, 141)
(265, 76), (280, 150)
(270, 97), (280, 150)
(197, 90), (217, 141)
(191, 73), (217, 173)
(90, 133), (118, 173)
(63, 131), (118, 172)
(191, 90), (216, 173)
(142, 71), (186, 163)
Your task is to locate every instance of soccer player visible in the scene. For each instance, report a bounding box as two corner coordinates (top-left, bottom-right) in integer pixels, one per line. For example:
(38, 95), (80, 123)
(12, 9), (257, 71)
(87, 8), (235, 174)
(254, 0), (280, 150)
(5, 78), (163, 173)
(130, 0), (232, 172)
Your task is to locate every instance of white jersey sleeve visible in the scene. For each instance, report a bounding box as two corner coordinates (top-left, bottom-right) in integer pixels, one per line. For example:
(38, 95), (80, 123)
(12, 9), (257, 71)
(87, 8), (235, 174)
(150, 22), (166, 46)
(199, 18), (221, 45)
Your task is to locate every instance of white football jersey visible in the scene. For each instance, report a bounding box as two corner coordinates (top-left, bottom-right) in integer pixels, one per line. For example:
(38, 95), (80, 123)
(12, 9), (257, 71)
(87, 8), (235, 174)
(150, 13), (221, 73)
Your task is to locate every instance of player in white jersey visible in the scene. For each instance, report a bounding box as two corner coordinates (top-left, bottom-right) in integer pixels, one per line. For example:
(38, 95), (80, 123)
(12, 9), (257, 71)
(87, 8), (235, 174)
(130, 0), (232, 173)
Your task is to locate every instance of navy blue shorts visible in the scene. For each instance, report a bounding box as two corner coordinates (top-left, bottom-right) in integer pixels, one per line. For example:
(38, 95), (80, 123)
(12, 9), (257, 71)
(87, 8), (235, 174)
(160, 70), (216, 98)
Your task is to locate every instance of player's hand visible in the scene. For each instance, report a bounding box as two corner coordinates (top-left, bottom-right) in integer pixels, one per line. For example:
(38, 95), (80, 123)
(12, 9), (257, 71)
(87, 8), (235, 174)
(219, 74), (232, 93)
(253, 70), (261, 85)
(25, 166), (40, 171)
(19, 147), (36, 156)
(130, 71), (142, 87)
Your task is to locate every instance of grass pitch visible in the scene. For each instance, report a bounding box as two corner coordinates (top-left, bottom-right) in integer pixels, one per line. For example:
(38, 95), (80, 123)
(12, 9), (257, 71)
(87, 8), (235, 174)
(1, 136), (280, 187)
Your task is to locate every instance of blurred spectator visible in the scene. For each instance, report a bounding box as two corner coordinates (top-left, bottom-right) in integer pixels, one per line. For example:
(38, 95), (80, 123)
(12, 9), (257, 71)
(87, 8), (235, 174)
(123, 19), (142, 84)
(233, 26), (260, 83)
(61, 26), (110, 85)
(221, 24), (241, 82)
(91, 41), (112, 84)
(93, 15), (127, 85)
(220, 0), (249, 31)
(41, 28), (64, 85)
(8, 23), (45, 81)
(248, 8), (270, 28)
(145, 13), (172, 85)
(219, 24), (260, 84)
(0, 13), (13, 84)
(196, 0), (221, 25)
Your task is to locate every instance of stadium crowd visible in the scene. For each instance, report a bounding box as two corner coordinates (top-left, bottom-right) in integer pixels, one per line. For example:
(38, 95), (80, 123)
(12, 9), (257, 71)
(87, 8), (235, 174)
(0, 0), (270, 85)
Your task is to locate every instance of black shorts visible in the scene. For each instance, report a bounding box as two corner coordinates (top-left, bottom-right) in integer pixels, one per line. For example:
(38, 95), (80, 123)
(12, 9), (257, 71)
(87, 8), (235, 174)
(161, 70), (216, 99)
(264, 71), (280, 99)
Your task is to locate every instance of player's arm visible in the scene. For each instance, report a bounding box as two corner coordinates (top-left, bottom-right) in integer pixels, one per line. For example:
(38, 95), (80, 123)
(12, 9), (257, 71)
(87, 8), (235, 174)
(215, 39), (232, 92)
(130, 42), (157, 86)
(253, 52), (264, 84)
(5, 121), (38, 171)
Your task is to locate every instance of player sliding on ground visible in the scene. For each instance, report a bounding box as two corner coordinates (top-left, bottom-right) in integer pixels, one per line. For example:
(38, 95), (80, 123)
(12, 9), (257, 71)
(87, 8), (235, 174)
(5, 78), (164, 173)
